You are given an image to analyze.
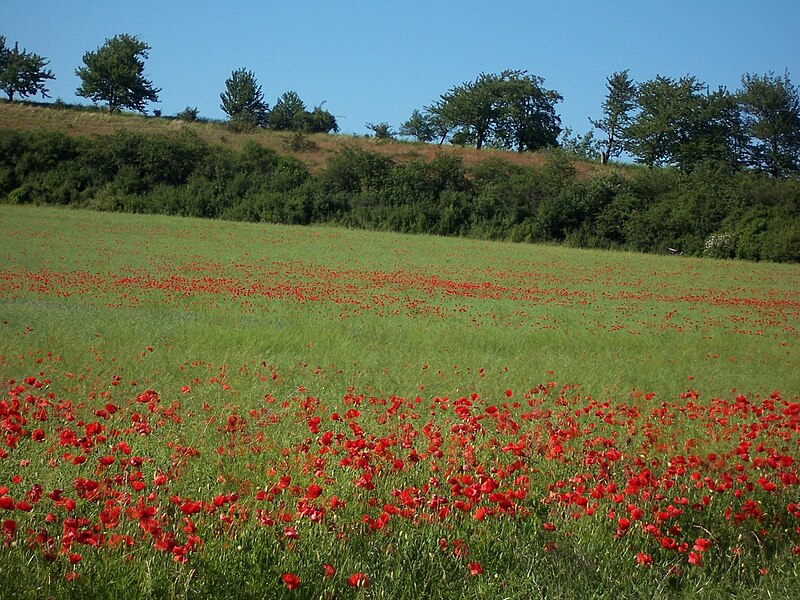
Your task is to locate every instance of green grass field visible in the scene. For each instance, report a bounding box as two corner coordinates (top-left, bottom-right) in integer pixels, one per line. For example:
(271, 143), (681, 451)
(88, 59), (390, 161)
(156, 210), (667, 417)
(1, 205), (799, 598)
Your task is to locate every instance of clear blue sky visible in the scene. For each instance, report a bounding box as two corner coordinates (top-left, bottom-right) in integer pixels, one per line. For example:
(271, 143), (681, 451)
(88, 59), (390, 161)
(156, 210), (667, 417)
(3, 1), (799, 137)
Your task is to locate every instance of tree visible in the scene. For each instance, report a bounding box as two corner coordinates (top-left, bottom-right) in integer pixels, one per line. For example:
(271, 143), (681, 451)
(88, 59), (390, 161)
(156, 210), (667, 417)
(0, 37), (55, 101)
(304, 104), (338, 133)
(365, 121), (395, 140)
(399, 109), (436, 142)
(75, 34), (160, 113)
(624, 75), (691, 167)
(220, 68), (268, 129)
(625, 75), (745, 171)
(590, 70), (637, 164)
(560, 127), (600, 160)
(268, 91), (306, 131)
(739, 71), (800, 176)
(429, 72), (504, 150)
(495, 70), (562, 152)
(676, 86), (747, 172)
(427, 70), (561, 151)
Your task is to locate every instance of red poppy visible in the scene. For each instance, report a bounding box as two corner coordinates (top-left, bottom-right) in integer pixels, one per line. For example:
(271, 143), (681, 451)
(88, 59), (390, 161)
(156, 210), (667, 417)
(281, 573), (300, 590)
(347, 572), (369, 588)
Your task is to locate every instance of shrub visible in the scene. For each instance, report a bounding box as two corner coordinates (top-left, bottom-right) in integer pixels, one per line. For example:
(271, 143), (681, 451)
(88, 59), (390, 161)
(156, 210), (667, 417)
(282, 132), (317, 152)
(176, 106), (199, 122)
(703, 232), (736, 258)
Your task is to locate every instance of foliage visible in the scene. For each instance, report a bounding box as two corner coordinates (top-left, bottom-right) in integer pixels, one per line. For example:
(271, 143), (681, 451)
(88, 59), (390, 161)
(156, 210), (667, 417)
(365, 121), (395, 140)
(281, 131), (317, 152)
(175, 106), (199, 122)
(590, 69), (637, 164)
(495, 70), (563, 152)
(399, 108), (437, 142)
(0, 37), (55, 101)
(608, 70), (799, 175)
(1, 126), (799, 262)
(303, 104), (339, 134)
(739, 71), (800, 177)
(426, 70), (562, 151)
(75, 34), (160, 113)
(625, 76), (705, 168)
(560, 127), (601, 160)
(267, 90), (306, 131)
(220, 68), (268, 129)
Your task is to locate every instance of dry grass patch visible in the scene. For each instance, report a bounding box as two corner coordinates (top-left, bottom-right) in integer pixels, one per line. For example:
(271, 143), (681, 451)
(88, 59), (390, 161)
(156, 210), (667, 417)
(1, 100), (611, 177)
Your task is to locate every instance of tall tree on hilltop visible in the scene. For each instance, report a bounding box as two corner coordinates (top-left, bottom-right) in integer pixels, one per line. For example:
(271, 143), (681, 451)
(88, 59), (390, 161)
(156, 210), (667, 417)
(428, 70), (561, 151)
(399, 109), (437, 143)
(429, 72), (504, 150)
(0, 37), (55, 102)
(495, 70), (562, 152)
(268, 91), (306, 131)
(625, 75), (742, 170)
(590, 70), (637, 164)
(75, 34), (160, 113)
(739, 71), (800, 177)
(220, 68), (269, 129)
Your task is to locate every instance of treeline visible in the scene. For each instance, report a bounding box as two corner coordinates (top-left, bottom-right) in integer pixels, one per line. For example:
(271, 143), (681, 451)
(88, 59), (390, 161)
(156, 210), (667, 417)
(2, 128), (798, 262)
(1, 34), (339, 134)
(399, 69), (800, 179)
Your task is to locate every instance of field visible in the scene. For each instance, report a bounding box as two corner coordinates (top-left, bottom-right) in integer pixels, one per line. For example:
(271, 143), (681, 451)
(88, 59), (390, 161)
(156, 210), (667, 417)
(1, 205), (799, 598)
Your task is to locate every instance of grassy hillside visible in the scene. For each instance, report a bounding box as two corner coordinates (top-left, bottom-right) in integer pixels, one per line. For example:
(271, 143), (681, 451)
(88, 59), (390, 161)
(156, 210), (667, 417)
(0, 99), (607, 176)
(2, 99), (798, 263)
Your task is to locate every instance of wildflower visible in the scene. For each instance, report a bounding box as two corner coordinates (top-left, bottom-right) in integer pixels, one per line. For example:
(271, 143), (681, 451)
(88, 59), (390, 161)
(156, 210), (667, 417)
(347, 572), (369, 588)
(281, 573), (300, 590)
(693, 537), (712, 552)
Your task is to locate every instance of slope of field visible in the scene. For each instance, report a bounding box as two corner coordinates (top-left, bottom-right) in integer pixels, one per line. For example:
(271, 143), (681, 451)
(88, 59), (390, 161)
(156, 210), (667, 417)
(1, 206), (799, 598)
(0, 99), (608, 176)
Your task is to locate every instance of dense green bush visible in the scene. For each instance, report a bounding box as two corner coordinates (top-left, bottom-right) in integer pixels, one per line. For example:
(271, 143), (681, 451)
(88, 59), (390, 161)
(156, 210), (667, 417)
(1, 128), (798, 262)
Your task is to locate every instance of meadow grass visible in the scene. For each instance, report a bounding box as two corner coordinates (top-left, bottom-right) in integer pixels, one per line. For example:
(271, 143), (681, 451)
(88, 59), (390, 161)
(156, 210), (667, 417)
(1, 205), (799, 599)
(2, 205), (797, 401)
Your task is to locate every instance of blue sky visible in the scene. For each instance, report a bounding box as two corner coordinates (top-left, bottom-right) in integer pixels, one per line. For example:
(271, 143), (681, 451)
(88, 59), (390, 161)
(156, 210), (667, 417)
(2, 1), (799, 137)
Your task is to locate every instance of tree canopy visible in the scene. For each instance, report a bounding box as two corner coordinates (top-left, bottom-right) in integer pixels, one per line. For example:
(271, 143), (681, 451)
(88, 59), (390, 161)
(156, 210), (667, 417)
(0, 37), (55, 102)
(602, 71), (799, 175)
(739, 72), (800, 177)
(424, 70), (562, 151)
(75, 34), (160, 113)
(268, 91), (306, 131)
(590, 70), (636, 164)
(267, 91), (339, 133)
(220, 68), (269, 129)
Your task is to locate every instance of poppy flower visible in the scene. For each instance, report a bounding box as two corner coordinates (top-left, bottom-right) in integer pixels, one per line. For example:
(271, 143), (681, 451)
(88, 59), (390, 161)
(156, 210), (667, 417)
(347, 572), (369, 588)
(469, 562), (484, 575)
(281, 573), (300, 590)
